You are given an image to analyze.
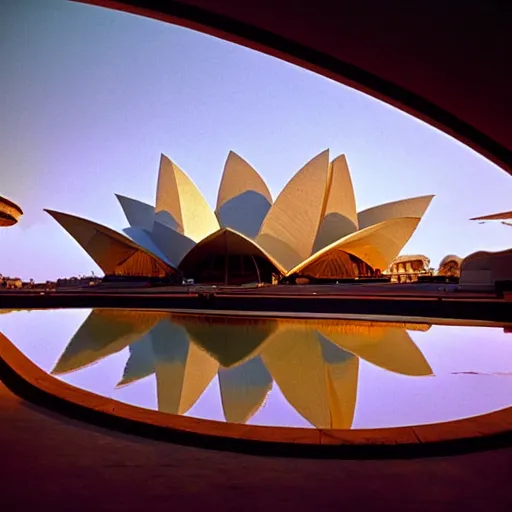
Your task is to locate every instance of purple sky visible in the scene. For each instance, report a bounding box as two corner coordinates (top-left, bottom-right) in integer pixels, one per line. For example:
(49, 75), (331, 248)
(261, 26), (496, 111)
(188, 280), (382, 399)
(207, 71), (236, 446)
(1, 0), (511, 281)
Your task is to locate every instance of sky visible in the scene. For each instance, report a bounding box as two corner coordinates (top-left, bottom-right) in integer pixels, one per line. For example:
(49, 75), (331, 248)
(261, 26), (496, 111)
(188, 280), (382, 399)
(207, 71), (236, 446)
(1, 0), (511, 281)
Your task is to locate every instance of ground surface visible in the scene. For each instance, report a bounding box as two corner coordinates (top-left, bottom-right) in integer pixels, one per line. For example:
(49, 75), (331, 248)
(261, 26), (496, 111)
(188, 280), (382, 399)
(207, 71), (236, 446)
(1, 379), (512, 511)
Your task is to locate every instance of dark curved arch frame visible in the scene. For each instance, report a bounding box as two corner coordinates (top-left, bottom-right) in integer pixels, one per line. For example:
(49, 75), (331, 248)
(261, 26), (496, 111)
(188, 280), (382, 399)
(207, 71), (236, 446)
(77, 0), (511, 174)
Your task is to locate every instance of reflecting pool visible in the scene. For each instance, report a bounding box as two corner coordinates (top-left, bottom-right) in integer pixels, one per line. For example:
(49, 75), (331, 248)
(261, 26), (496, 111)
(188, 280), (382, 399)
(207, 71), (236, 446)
(0, 309), (511, 430)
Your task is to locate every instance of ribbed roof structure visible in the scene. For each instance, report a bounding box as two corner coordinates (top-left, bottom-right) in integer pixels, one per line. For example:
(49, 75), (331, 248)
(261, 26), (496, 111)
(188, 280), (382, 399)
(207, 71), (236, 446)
(47, 150), (433, 281)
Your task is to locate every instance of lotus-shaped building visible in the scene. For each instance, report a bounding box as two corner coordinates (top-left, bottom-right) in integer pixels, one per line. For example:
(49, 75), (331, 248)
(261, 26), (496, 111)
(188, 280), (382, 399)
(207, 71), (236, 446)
(46, 150), (433, 284)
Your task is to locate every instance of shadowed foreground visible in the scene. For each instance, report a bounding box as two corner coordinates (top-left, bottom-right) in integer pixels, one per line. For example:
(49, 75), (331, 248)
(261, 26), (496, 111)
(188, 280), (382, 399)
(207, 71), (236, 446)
(1, 379), (512, 510)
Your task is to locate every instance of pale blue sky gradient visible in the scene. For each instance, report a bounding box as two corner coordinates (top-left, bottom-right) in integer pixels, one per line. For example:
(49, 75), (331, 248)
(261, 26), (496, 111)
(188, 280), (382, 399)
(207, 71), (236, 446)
(1, 0), (511, 280)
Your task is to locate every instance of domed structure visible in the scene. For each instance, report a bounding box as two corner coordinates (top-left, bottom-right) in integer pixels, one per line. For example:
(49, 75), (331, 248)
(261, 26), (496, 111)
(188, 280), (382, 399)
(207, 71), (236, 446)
(385, 254), (431, 282)
(47, 150), (434, 284)
(437, 254), (463, 277)
(0, 195), (23, 227)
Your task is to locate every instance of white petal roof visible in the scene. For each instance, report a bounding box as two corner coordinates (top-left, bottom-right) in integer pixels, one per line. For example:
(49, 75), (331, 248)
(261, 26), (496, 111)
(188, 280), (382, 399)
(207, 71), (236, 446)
(155, 154), (219, 242)
(45, 209), (178, 277)
(256, 150), (330, 271)
(358, 195), (434, 230)
(216, 151), (272, 210)
(116, 194), (155, 231)
(289, 217), (421, 274)
(313, 154), (359, 252)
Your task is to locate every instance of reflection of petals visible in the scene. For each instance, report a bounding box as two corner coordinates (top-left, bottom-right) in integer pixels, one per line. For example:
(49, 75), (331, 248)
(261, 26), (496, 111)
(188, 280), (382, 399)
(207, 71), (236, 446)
(321, 325), (433, 376)
(52, 310), (164, 375)
(151, 321), (218, 415)
(262, 326), (358, 429)
(118, 334), (155, 386)
(180, 314), (278, 368)
(219, 356), (272, 423)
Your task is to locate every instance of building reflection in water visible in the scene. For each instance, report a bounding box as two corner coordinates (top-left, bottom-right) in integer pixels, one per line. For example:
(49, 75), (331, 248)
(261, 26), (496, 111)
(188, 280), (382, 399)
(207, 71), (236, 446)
(51, 310), (433, 429)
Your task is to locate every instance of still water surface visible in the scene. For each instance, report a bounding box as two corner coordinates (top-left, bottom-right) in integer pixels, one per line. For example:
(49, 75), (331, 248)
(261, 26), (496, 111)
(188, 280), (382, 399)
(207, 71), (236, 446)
(0, 309), (511, 430)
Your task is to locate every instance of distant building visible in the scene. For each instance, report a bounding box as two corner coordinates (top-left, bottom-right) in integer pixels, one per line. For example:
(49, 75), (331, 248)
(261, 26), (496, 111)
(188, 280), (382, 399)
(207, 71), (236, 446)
(460, 249), (512, 288)
(385, 254), (431, 282)
(0, 195), (22, 227)
(47, 150), (433, 285)
(437, 255), (462, 278)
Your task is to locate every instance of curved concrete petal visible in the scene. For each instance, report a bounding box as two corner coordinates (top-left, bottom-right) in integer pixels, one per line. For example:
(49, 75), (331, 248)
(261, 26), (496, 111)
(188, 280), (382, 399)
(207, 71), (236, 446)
(155, 154), (219, 242)
(216, 151), (272, 210)
(45, 209), (179, 277)
(219, 356), (273, 424)
(358, 195), (434, 230)
(313, 154), (359, 252)
(122, 227), (175, 266)
(150, 221), (196, 267)
(115, 194), (155, 231)
(289, 217), (421, 275)
(256, 150), (330, 271)
(216, 190), (272, 238)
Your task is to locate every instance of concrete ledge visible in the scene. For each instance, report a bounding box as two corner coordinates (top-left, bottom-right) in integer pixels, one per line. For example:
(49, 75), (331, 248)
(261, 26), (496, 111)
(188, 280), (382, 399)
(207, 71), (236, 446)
(2, 331), (512, 458)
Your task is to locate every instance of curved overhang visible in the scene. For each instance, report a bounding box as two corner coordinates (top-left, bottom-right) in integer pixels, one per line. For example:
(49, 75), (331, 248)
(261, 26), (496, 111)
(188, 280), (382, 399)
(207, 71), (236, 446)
(75, 1), (512, 176)
(288, 217), (422, 275)
(0, 195), (23, 227)
(45, 209), (180, 277)
(357, 195), (434, 230)
(178, 227), (287, 276)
